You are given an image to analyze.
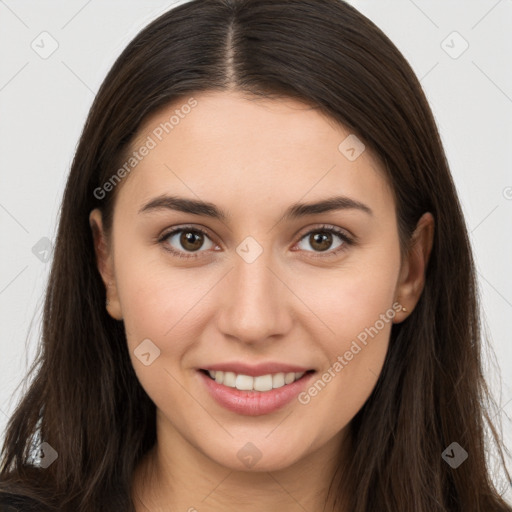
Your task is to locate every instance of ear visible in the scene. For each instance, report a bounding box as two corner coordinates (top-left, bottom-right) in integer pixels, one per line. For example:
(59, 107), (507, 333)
(393, 212), (435, 323)
(89, 208), (123, 321)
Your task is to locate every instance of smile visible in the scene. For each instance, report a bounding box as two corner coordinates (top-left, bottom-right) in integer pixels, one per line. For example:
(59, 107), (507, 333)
(198, 366), (316, 416)
(205, 369), (306, 391)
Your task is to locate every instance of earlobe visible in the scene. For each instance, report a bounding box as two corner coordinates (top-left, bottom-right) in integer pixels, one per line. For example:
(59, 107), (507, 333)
(89, 208), (123, 321)
(393, 212), (435, 323)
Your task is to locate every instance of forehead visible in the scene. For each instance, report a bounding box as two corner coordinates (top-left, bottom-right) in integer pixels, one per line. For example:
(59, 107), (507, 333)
(117, 90), (393, 220)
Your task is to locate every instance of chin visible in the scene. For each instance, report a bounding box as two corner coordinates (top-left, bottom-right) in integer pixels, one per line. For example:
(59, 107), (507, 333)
(198, 434), (317, 473)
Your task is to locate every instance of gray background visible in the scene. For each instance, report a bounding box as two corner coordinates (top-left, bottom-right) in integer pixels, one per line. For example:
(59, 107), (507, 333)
(1, 0), (511, 501)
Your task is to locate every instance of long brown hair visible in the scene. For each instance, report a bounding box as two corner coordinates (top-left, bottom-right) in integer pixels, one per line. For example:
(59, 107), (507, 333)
(1, 0), (510, 510)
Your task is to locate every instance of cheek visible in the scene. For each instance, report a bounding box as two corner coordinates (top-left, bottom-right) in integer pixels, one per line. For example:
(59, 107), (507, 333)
(112, 224), (202, 334)
(293, 245), (399, 427)
(296, 241), (400, 351)
(118, 266), (208, 413)
(295, 285), (395, 445)
(119, 263), (206, 353)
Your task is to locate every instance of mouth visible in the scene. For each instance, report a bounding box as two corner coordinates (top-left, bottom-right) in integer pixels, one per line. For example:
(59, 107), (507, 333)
(197, 366), (316, 416)
(199, 368), (314, 392)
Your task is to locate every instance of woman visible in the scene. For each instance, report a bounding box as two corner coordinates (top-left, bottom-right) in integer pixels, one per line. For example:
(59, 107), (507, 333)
(1, 0), (510, 510)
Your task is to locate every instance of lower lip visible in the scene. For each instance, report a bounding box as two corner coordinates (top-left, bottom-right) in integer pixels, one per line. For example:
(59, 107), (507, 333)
(199, 371), (315, 416)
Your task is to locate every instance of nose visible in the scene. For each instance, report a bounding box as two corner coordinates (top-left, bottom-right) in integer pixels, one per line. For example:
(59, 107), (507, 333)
(216, 248), (293, 346)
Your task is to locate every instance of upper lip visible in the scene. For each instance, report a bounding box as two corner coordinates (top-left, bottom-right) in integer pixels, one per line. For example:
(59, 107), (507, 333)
(200, 362), (314, 377)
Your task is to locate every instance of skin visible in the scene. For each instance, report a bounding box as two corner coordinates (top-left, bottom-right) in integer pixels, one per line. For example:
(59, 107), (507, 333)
(89, 90), (434, 511)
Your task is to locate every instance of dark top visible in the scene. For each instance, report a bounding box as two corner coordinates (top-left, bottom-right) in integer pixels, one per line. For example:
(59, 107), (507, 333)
(0, 495), (42, 512)
(0, 503), (22, 512)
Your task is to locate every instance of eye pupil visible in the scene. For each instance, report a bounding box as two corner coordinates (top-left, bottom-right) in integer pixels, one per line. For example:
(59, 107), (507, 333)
(181, 231), (204, 251)
(310, 232), (332, 252)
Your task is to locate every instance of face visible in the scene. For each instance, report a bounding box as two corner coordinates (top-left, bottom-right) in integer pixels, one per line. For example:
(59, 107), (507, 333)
(90, 90), (428, 473)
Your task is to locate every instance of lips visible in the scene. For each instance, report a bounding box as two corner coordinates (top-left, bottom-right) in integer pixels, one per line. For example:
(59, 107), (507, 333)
(198, 362), (316, 416)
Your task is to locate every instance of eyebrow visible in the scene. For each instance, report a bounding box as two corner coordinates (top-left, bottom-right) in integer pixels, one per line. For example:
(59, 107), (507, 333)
(138, 194), (373, 220)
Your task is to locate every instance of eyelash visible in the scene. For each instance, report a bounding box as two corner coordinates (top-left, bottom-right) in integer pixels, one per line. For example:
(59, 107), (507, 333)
(157, 224), (355, 260)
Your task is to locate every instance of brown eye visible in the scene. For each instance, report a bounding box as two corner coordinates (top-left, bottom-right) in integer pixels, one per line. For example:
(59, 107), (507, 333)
(308, 232), (333, 252)
(296, 226), (353, 256)
(160, 226), (216, 258)
(180, 230), (205, 251)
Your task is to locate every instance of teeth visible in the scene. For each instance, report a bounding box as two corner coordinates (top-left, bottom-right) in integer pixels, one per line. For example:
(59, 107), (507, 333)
(272, 373), (285, 388)
(284, 372), (296, 385)
(235, 374), (253, 390)
(206, 370), (306, 391)
(223, 371), (236, 388)
(253, 374), (273, 392)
